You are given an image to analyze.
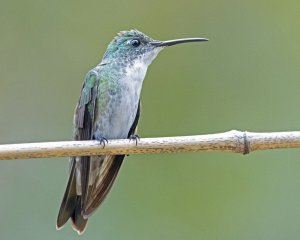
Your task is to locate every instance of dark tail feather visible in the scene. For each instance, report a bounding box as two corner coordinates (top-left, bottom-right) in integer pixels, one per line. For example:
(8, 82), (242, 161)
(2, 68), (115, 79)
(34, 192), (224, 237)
(83, 155), (124, 218)
(56, 159), (88, 234)
(71, 197), (88, 235)
(57, 154), (127, 233)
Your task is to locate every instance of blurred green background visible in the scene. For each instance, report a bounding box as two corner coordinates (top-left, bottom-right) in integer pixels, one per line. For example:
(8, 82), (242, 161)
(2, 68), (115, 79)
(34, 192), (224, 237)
(1, 0), (300, 239)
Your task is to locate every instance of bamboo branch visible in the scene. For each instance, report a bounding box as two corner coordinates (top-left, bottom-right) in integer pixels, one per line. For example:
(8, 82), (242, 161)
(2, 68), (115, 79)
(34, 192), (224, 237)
(0, 130), (300, 160)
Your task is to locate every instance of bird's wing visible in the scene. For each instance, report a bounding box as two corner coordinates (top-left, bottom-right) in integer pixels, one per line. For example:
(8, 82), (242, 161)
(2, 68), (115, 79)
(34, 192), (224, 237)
(73, 70), (99, 204)
(57, 69), (99, 233)
(82, 101), (141, 218)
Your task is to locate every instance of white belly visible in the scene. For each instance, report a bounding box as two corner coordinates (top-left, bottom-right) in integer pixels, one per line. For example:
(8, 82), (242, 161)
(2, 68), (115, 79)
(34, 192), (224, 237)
(95, 60), (148, 139)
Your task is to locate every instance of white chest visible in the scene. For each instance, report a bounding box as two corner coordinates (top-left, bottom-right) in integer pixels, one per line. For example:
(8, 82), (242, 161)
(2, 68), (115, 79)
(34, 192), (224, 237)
(95, 48), (163, 139)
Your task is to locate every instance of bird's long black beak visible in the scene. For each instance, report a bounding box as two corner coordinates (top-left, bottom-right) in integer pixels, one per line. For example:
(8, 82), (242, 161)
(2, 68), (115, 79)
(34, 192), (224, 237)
(151, 38), (208, 47)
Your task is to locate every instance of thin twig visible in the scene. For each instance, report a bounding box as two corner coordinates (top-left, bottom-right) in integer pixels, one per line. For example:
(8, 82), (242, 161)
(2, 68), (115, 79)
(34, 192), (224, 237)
(0, 130), (300, 160)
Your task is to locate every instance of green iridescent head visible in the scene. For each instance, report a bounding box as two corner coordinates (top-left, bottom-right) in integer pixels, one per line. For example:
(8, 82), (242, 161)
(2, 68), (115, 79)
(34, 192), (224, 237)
(102, 29), (208, 64)
(102, 29), (157, 63)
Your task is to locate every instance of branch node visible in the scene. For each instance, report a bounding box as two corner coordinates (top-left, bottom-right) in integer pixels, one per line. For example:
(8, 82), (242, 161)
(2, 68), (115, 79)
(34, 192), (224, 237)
(243, 131), (250, 155)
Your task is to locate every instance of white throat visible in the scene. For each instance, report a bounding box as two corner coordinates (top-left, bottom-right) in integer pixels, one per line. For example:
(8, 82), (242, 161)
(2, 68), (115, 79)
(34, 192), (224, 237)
(125, 47), (163, 83)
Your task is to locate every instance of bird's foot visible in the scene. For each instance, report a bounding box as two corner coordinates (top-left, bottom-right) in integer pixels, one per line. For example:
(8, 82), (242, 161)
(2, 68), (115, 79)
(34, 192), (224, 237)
(129, 134), (140, 146)
(94, 135), (108, 148)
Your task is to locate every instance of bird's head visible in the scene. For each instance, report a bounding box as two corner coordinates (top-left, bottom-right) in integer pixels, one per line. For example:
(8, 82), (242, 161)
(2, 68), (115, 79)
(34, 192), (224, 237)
(102, 29), (208, 66)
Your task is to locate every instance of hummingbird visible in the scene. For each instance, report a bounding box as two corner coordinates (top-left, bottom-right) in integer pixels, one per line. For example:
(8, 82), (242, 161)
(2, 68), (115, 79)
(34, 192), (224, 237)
(56, 29), (208, 234)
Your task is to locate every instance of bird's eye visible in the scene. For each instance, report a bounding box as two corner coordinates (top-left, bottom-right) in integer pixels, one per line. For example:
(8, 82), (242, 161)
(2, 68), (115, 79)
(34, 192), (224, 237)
(129, 39), (141, 47)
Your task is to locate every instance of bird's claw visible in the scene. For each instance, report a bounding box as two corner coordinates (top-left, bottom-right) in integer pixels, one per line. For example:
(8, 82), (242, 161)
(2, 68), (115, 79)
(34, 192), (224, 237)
(129, 134), (140, 146)
(95, 136), (108, 148)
